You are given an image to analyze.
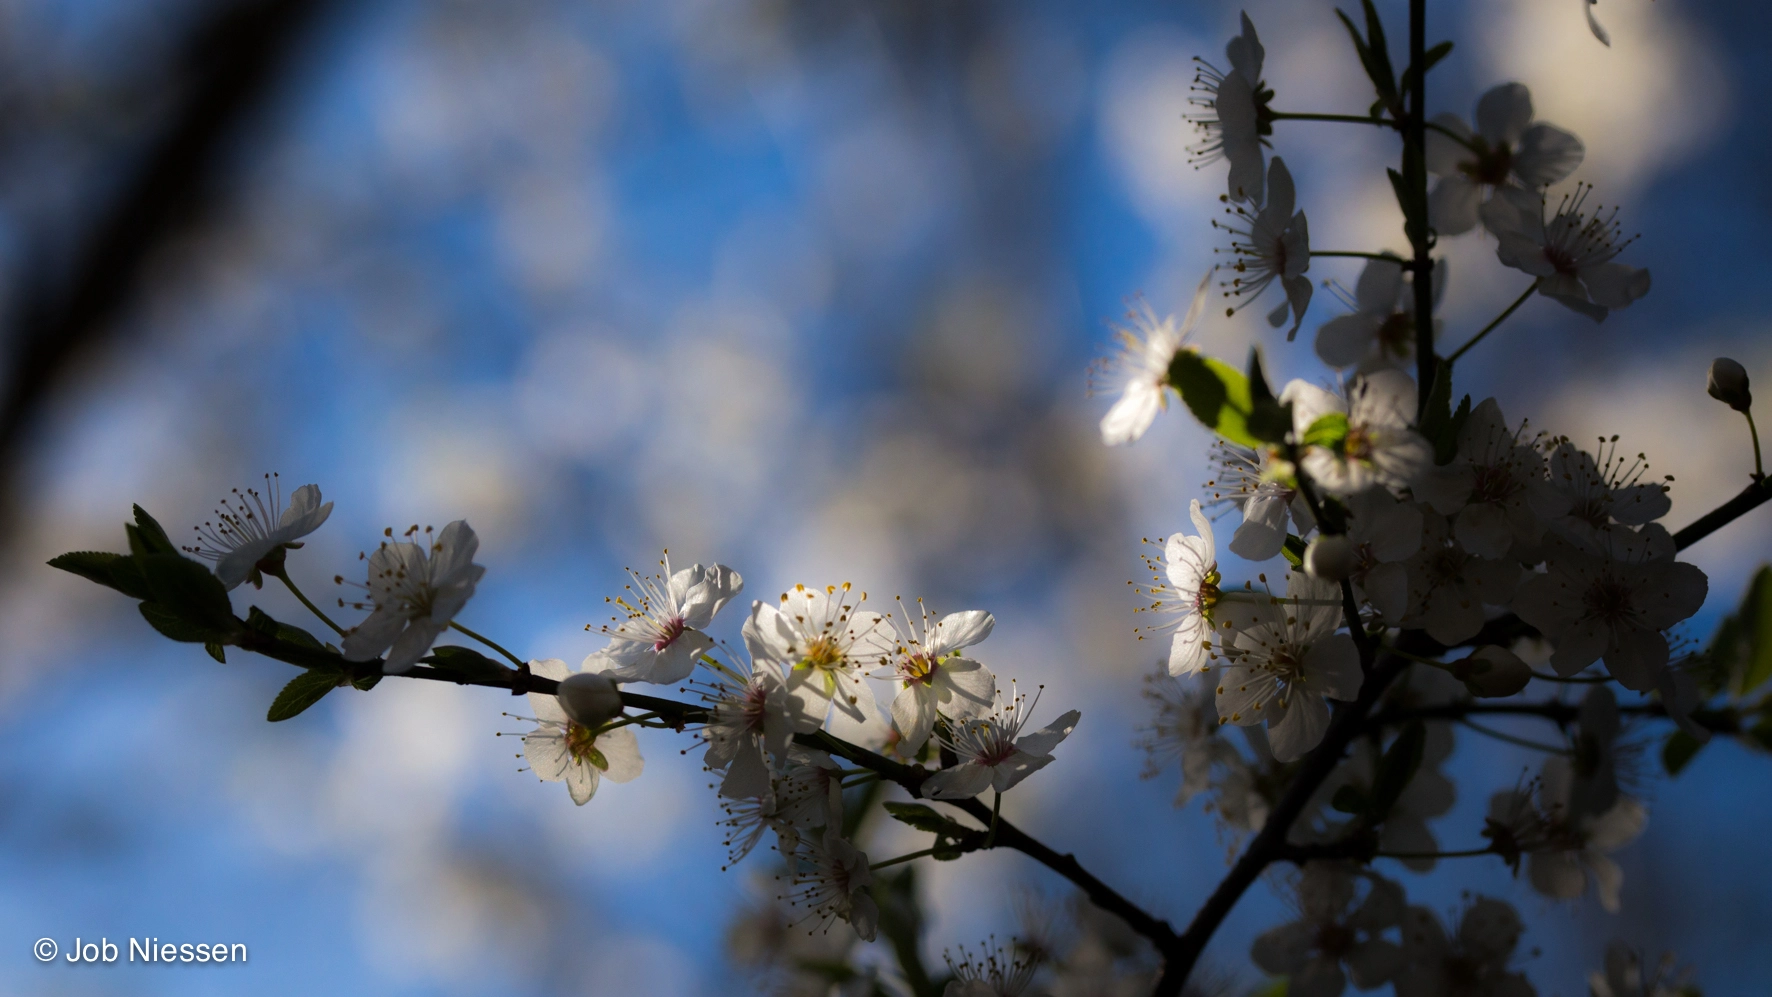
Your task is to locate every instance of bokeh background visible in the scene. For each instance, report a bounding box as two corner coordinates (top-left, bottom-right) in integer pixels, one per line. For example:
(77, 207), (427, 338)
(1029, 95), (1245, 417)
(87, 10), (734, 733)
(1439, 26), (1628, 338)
(1, 0), (1767, 994)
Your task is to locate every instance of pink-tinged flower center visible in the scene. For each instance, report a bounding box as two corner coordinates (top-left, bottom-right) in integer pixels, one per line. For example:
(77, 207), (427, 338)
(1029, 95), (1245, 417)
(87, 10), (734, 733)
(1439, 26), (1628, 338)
(1470, 461), (1524, 505)
(654, 615), (687, 651)
(1582, 576), (1638, 625)
(740, 682), (770, 733)
(976, 732), (1018, 767)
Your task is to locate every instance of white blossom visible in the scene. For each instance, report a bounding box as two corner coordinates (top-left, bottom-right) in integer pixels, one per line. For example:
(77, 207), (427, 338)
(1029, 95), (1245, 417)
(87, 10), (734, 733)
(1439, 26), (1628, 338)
(1588, 942), (1695, 997)
(854, 600), (997, 755)
(1329, 723), (1457, 872)
(1400, 510), (1521, 646)
(1512, 532), (1707, 691)
(1395, 897), (1536, 997)
(698, 654), (803, 802)
(1315, 256), (1445, 371)
(924, 688), (1081, 799)
(1481, 185), (1650, 321)
(1204, 442), (1316, 562)
(1343, 489), (1424, 625)
(341, 520), (486, 674)
(1214, 572), (1361, 762)
(744, 583), (888, 726)
(1415, 398), (1566, 560)
(1285, 371), (1433, 498)
(1543, 438), (1672, 553)
(783, 828), (878, 942)
(518, 658), (643, 806)
(1188, 12), (1270, 204)
(943, 941), (1040, 997)
(1425, 83), (1585, 236)
(1528, 756), (1646, 913)
(590, 554), (743, 685)
(719, 746), (843, 865)
(1251, 864), (1404, 997)
(184, 476), (333, 590)
(1136, 499), (1275, 676)
(1213, 156), (1312, 337)
(1094, 274), (1212, 446)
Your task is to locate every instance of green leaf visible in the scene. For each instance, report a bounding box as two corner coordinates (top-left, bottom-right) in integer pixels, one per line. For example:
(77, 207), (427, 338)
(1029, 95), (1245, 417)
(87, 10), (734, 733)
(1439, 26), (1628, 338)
(1417, 360), (1453, 460)
(1281, 534), (1307, 570)
(1360, 0), (1396, 97)
(1399, 40), (1454, 97)
(1744, 568), (1772, 695)
(1301, 412), (1351, 450)
(204, 642), (227, 663)
(352, 672), (383, 692)
(267, 669), (343, 721)
(1245, 349), (1292, 444)
(132, 505), (178, 554)
(48, 550), (128, 589)
(882, 801), (969, 837)
(424, 645), (514, 681)
(1369, 721), (1426, 818)
(1661, 730), (1705, 776)
(106, 556), (154, 600)
(140, 553), (237, 634)
(1331, 785), (1369, 815)
(139, 602), (231, 643)
(1168, 350), (1260, 448)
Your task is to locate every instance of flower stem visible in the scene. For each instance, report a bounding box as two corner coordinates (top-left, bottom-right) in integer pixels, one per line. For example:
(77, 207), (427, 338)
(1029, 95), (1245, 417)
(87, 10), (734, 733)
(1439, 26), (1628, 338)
(1423, 118), (1481, 155)
(449, 622), (525, 667)
(1376, 846), (1495, 860)
(1269, 111), (1394, 127)
(1311, 250), (1398, 261)
(985, 790), (1002, 849)
(1746, 409), (1764, 480)
(870, 847), (938, 871)
(1457, 717), (1570, 754)
(270, 568), (346, 636)
(1446, 279), (1539, 364)
(1529, 669), (1611, 684)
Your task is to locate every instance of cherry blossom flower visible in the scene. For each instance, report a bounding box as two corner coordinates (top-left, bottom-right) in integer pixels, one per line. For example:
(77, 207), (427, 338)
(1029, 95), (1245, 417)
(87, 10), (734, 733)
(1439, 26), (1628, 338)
(1512, 533), (1707, 691)
(1543, 437), (1672, 553)
(698, 654), (802, 801)
(719, 746), (843, 865)
(1400, 510), (1522, 645)
(518, 658), (643, 806)
(1394, 897), (1535, 997)
(1343, 489), (1424, 625)
(1329, 723), (1456, 871)
(1093, 274), (1212, 446)
(589, 554), (743, 685)
(1214, 572), (1361, 762)
(1529, 756), (1646, 912)
(184, 475), (333, 590)
(855, 599), (997, 753)
(744, 583), (888, 725)
(923, 688), (1081, 799)
(1588, 943), (1696, 997)
(1205, 441), (1317, 562)
(1415, 398), (1566, 560)
(1136, 499), (1275, 676)
(1285, 370), (1433, 498)
(341, 520), (486, 674)
(784, 828), (878, 942)
(1189, 12), (1271, 204)
(1482, 185), (1651, 321)
(943, 940), (1040, 997)
(1314, 255), (1445, 371)
(1213, 156), (1312, 337)
(1426, 83), (1585, 237)
(1251, 864), (1405, 997)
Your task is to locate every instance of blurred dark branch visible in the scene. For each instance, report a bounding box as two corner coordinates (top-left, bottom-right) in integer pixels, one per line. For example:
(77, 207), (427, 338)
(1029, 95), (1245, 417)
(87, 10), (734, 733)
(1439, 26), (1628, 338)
(0, 0), (335, 545)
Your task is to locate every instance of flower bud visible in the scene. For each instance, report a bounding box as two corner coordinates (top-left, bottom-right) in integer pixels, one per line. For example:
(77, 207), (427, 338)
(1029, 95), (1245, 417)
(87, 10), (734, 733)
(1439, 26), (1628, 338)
(1303, 534), (1357, 581)
(1707, 357), (1752, 412)
(556, 672), (623, 728)
(1454, 646), (1531, 699)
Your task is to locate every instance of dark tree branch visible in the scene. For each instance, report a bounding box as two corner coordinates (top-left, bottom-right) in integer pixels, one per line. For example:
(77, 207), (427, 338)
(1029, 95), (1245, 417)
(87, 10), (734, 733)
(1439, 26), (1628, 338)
(0, 0), (336, 544)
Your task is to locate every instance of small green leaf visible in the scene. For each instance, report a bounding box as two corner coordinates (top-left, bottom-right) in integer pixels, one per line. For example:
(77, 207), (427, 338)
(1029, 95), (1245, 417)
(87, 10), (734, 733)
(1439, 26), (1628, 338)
(1360, 0), (1396, 96)
(267, 669), (343, 721)
(48, 551), (128, 589)
(140, 553), (237, 634)
(1302, 412), (1351, 450)
(424, 645), (514, 681)
(1418, 360), (1453, 461)
(132, 505), (178, 554)
(352, 672), (383, 691)
(106, 556), (154, 600)
(1245, 349), (1292, 444)
(1744, 568), (1772, 695)
(1331, 785), (1369, 815)
(1281, 534), (1308, 569)
(1369, 721), (1426, 818)
(882, 801), (969, 837)
(1661, 730), (1705, 776)
(139, 602), (231, 643)
(1168, 350), (1260, 448)
(1399, 40), (1454, 97)
(204, 642), (227, 663)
